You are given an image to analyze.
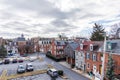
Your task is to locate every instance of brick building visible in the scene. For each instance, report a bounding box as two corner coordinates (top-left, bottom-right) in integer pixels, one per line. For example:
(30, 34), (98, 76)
(50, 40), (67, 59)
(39, 38), (53, 53)
(31, 37), (40, 52)
(17, 34), (26, 55)
(74, 39), (120, 79)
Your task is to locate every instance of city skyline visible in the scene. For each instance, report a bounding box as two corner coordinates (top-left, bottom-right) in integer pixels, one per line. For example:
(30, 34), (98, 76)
(0, 0), (120, 38)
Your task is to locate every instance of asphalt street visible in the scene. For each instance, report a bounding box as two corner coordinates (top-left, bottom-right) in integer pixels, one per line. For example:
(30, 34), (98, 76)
(39, 53), (89, 80)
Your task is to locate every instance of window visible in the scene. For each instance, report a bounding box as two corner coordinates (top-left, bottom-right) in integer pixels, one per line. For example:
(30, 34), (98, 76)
(92, 54), (97, 61)
(44, 41), (46, 44)
(90, 44), (93, 51)
(86, 53), (90, 59)
(107, 42), (111, 50)
(80, 44), (83, 50)
(81, 52), (83, 57)
(87, 63), (90, 69)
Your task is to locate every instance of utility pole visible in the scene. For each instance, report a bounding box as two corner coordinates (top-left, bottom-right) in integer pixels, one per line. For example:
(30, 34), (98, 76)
(101, 32), (106, 80)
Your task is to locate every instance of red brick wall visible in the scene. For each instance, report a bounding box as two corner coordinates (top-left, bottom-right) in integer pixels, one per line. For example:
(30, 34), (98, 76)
(85, 52), (120, 75)
(17, 41), (26, 46)
(51, 40), (56, 56)
(85, 52), (103, 74)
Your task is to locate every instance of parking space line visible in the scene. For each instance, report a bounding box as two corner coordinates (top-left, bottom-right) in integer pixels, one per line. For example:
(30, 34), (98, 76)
(0, 69), (7, 80)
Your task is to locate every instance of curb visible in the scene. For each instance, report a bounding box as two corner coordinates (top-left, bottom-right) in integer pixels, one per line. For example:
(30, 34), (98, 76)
(72, 69), (93, 80)
(60, 75), (68, 79)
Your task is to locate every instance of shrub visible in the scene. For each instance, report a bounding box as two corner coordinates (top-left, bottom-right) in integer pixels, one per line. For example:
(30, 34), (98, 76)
(58, 70), (64, 76)
(46, 53), (59, 62)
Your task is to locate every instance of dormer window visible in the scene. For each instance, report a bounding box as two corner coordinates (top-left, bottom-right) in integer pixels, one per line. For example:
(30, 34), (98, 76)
(82, 40), (84, 43)
(90, 44), (93, 51)
(107, 42), (110, 50)
(80, 44), (83, 50)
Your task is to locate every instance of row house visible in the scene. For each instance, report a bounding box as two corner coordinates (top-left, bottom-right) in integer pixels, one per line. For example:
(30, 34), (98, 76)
(75, 39), (120, 79)
(39, 38), (53, 53)
(64, 42), (79, 67)
(31, 37), (40, 52)
(6, 40), (18, 54)
(75, 41), (104, 76)
(85, 41), (103, 75)
(75, 41), (92, 71)
(105, 40), (120, 76)
(50, 40), (67, 59)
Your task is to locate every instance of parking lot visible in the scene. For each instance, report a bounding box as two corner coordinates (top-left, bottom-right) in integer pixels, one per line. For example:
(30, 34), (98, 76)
(0, 54), (64, 80)
(0, 59), (48, 76)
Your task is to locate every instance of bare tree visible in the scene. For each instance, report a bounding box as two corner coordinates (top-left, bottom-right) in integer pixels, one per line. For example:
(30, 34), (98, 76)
(109, 23), (120, 39)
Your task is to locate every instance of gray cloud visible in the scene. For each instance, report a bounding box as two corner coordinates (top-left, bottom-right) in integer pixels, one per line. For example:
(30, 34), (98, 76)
(0, 0), (120, 38)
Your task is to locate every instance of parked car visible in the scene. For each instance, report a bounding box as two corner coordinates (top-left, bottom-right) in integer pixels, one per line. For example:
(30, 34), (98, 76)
(12, 59), (17, 63)
(26, 63), (34, 71)
(0, 60), (3, 64)
(17, 65), (25, 73)
(29, 57), (36, 62)
(18, 58), (23, 63)
(4, 59), (10, 64)
(47, 68), (58, 77)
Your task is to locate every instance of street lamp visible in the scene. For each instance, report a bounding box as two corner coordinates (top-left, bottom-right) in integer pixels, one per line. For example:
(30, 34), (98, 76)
(101, 32), (106, 80)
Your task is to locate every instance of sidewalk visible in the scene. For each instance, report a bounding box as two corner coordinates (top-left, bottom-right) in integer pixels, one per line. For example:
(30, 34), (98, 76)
(59, 61), (94, 80)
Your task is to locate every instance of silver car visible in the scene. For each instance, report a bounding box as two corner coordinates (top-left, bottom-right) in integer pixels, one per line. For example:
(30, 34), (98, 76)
(17, 65), (25, 73)
(47, 68), (58, 77)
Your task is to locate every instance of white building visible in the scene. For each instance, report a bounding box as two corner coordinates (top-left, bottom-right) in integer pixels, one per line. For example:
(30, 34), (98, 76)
(75, 50), (85, 71)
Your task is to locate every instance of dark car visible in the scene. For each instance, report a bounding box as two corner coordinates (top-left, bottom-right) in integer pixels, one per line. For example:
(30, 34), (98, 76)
(4, 59), (10, 64)
(26, 63), (34, 71)
(18, 58), (23, 63)
(17, 65), (25, 73)
(12, 59), (17, 63)
(18, 57), (23, 63)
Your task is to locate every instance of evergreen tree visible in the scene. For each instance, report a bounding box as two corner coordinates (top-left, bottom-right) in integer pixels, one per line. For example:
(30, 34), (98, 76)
(106, 55), (115, 80)
(90, 23), (105, 41)
(0, 45), (7, 57)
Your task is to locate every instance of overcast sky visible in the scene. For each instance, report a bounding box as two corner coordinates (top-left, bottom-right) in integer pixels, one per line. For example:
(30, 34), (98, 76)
(0, 0), (120, 38)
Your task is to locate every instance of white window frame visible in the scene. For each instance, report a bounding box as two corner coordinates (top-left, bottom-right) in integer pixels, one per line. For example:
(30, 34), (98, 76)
(80, 44), (83, 50)
(93, 54), (97, 61)
(90, 44), (93, 51)
(86, 53), (90, 60)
